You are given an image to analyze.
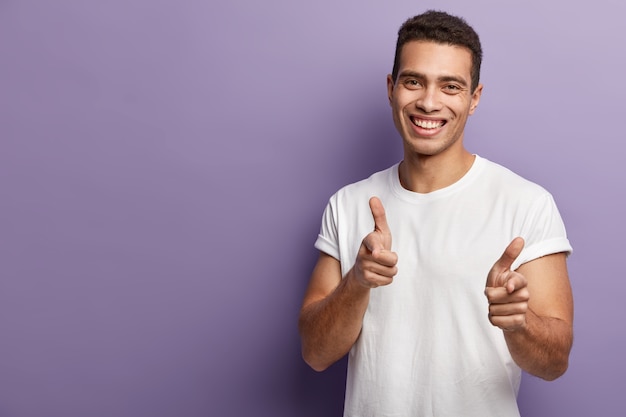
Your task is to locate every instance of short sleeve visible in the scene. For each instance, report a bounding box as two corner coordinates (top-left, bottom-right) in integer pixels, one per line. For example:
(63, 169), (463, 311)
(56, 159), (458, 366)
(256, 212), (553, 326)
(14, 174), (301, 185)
(512, 193), (572, 270)
(314, 195), (340, 260)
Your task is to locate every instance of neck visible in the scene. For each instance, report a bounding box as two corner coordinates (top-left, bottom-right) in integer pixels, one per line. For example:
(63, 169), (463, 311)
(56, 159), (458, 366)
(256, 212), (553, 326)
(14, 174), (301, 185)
(399, 149), (475, 193)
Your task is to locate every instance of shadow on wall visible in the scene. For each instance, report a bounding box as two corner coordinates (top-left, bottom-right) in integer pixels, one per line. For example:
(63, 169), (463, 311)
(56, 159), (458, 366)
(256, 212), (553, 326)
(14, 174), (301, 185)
(309, 82), (402, 196)
(336, 100), (402, 186)
(289, 99), (400, 416)
(295, 358), (348, 416)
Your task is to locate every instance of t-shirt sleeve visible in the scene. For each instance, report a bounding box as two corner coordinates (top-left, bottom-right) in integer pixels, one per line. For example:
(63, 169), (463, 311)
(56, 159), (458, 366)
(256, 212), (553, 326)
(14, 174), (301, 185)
(512, 192), (572, 270)
(314, 196), (340, 260)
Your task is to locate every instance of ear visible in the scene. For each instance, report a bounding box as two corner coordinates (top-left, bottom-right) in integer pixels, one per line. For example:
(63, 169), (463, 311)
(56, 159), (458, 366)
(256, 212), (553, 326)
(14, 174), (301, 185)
(469, 83), (483, 115)
(386, 74), (395, 105)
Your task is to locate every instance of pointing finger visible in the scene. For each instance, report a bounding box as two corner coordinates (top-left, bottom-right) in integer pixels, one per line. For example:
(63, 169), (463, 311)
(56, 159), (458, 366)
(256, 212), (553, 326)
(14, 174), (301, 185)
(362, 232), (386, 254)
(504, 271), (528, 294)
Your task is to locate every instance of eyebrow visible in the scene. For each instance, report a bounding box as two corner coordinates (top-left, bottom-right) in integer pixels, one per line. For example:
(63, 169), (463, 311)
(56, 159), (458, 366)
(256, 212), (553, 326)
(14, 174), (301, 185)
(398, 71), (468, 87)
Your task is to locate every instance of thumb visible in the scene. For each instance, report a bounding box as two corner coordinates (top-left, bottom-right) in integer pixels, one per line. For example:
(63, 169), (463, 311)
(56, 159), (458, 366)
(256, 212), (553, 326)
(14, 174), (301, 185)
(487, 237), (525, 286)
(499, 237), (525, 269)
(369, 197), (390, 234)
(367, 196), (392, 252)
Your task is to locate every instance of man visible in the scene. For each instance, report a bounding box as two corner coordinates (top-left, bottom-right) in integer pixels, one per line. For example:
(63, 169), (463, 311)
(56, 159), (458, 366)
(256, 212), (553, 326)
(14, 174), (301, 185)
(298, 10), (574, 417)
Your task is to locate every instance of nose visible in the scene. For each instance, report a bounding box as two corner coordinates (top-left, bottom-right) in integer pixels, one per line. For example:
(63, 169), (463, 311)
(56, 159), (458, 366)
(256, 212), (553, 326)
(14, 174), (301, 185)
(415, 86), (442, 113)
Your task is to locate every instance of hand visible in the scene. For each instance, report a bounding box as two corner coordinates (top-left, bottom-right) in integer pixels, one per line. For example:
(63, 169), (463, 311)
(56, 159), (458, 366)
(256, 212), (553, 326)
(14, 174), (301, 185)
(485, 237), (530, 332)
(352, 197), (398, 288)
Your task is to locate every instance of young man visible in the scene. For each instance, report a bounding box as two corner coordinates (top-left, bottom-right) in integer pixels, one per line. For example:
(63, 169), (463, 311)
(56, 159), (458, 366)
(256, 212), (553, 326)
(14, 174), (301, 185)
(298, 10), (574, 417)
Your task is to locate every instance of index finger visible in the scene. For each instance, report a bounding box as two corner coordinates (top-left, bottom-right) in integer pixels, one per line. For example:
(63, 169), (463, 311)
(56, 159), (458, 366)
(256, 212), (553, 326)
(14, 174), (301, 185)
(504, 272), (528, 294)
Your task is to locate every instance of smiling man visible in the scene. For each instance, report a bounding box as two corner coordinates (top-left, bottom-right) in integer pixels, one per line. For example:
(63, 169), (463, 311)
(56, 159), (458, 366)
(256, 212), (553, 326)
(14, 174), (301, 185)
(298, 10), (573, 417)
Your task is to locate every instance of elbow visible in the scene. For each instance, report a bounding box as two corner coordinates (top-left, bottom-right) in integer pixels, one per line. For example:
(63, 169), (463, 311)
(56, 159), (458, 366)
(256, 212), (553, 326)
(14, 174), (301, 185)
(301, 346), (332, 372)
(304, 359), (330, 373)
(540, 369), (567, 382)
(548, 360), (570, 381)
(541, 339), (573, 381)
(537, 356), (570, 381)
(298, 315), (333, 372)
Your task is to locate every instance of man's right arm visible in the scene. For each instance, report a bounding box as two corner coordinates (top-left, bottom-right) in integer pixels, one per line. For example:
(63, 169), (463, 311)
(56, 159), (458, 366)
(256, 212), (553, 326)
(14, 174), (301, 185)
(298, 197), (397, 371)
(298, 253), (371, 371)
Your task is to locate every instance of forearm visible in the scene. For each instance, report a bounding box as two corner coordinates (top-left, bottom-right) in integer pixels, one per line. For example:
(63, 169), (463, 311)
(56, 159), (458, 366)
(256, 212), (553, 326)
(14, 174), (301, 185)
(504, 308), (573, 381)
(298, 270), (370, 372)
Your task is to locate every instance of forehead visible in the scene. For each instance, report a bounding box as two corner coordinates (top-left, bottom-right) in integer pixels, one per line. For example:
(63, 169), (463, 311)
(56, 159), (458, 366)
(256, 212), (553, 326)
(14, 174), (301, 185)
(397, 40), (473, 80)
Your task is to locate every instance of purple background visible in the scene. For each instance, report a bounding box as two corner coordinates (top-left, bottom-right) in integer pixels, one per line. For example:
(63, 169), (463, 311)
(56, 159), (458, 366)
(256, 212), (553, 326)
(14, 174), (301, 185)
(1, 0), (623, 416)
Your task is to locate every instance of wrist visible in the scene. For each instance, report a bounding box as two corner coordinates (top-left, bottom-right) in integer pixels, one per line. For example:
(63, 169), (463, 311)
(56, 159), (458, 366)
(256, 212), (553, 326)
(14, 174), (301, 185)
(345, 268), (374, 293)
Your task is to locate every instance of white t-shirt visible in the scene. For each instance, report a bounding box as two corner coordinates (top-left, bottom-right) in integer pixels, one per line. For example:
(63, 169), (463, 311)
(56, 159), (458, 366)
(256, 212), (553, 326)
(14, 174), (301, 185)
(315, 156), (572, 417)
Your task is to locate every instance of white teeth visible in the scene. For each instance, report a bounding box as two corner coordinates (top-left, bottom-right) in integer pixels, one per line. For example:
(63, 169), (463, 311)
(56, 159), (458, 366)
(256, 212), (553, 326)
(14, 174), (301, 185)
(413, 118), (443, 129)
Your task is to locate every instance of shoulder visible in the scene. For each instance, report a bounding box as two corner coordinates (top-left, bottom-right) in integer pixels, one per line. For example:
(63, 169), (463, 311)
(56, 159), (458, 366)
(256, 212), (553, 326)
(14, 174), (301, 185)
(320, 164), (398, 230)
(331, 164), (398, 205)
(478, 157), (550, 198)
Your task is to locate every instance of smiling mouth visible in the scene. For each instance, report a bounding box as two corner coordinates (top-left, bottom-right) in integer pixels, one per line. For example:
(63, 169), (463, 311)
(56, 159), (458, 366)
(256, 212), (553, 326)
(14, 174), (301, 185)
(411, 117), (446, 129)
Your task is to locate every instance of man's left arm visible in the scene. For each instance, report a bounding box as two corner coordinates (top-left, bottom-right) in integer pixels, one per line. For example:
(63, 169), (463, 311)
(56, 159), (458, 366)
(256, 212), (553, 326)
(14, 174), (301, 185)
(485, 238), (574, 381)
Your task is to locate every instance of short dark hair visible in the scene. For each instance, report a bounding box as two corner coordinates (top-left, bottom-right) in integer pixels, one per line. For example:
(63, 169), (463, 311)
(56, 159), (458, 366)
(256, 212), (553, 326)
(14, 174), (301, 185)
(391, 10), (483, 92)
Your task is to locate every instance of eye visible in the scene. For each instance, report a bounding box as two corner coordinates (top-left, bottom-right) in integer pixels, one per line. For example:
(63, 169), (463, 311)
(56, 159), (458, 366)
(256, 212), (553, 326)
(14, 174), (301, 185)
(443, 84), (462, 94)
(404, 79), (422, 90)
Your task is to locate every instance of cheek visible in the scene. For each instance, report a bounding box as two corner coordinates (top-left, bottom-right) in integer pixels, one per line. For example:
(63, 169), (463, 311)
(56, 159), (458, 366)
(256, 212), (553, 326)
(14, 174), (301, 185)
(390, 99), (404, 116)
(451, 100), (472, 117)
(392, 96), (413, 115)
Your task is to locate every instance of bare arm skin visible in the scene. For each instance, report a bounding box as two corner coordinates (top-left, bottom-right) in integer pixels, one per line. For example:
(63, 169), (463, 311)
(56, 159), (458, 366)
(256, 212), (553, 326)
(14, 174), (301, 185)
(298, 197), (398, 371)
(485, 238), (574, 380)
